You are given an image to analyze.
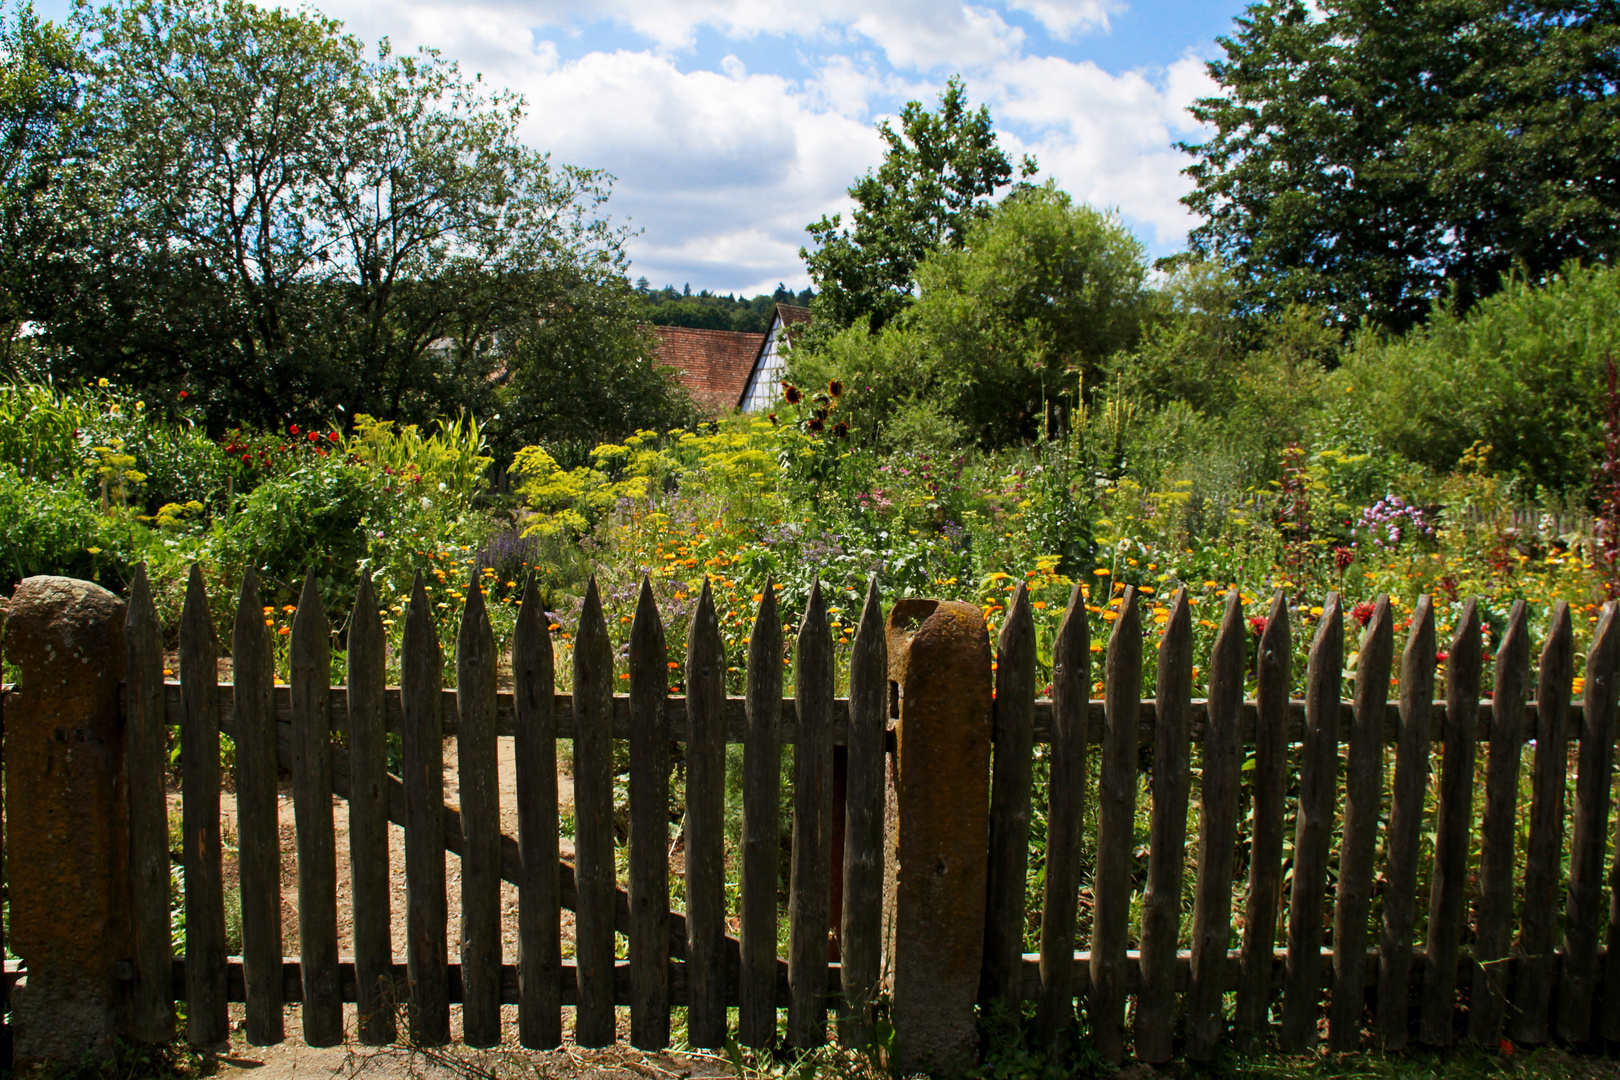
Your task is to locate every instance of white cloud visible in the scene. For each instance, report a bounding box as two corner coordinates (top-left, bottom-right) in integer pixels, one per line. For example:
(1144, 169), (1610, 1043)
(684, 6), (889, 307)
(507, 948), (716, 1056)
(1004, 0), (1123, 41)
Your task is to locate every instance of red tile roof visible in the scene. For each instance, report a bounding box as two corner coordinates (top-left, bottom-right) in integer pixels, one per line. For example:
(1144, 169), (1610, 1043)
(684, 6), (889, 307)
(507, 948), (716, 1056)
(653, 325), (766, 414)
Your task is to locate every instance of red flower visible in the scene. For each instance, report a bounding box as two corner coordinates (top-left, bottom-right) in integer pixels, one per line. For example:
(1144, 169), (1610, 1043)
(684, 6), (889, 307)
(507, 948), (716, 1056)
(327, 431), (339, 442)
(178, 390), (189, 399)
(1352, 600), (1376, 627)
(308, 431), (318, 442)
(240, 453), (251, 464)
(1248, 616), (1268, 635)
(1435, 651), (1450, 666)
(289, 424), (300, 435)
(1333, 546), (1354, 571)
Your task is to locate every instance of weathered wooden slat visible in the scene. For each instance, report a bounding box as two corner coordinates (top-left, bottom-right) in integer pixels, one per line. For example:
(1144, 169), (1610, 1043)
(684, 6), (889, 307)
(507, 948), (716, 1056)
(1037, 581), (1090, 1047)
(180, 564), (228, 1046)
(983, 584), (1036, 1011)
(1090, 586), (1140, 1065)
(1599, 606), (1620, 1039)
(456, 575), (501, 1047)
(232, 568), (283, 1045)
(290, 572), (341, 1046)
(401, 573), (450, 1045)
(1561, 601), (1619, 1041)
(839, 577), (887, 1046)
(628, 576), (673, 1051)
(1469, 600), (1528, 1044)
(1509, 602), (1573, 1045)
(124, 565), (175, 1044)
(346, 572), (395, 1045)
(788, 580), (834, 1049)
(739, 583), (784, 1048)
(512, 574), (561, 1048)
(1281, 593), (1342, 1051)
(157, 681), (1585, 747)
(1420, 600), (1482, 1047)
(1329, 595), (1393, 1050)
(1235, 591), (1290, 1048)
(1378, 595), (1435, 1050)
(685, 578), (728, 1048)
(1137, 589), (1193, 1063)
(572, 577), (617, 1047)
(1185, 589), (1244, 1060)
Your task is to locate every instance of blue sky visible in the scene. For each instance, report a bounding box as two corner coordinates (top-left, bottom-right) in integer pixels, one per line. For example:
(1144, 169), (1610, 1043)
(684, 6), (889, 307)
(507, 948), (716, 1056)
(34, 0), (1253, 295)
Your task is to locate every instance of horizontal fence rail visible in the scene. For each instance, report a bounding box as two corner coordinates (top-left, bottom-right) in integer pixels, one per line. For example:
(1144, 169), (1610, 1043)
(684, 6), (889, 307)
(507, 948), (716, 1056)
(6, 562), (1618, 1065)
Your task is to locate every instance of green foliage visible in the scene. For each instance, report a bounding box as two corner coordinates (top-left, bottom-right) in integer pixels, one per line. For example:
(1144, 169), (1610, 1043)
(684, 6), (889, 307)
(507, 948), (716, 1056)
(1331, 262), (1620, 491)
(1181, 0), (1620, 332)
(635, 280), (814, 334)
(802, 76), (1035, 334)
(0, 461), (106, 588)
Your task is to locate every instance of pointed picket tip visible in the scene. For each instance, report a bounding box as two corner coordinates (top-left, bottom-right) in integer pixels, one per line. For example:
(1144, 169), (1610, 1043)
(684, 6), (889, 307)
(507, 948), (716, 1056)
(1215, 584), (1244, 644)
(1591, 600), (1620, 660)
(460, 566), (490, 637)
(293, 568), (327, 631)
(1259, 589), (1290, 655)
(235, 566), (264, 639)
(127, 561), (158, 633)
(695, 574), (717, 625)
(1053, 578), (1089, 660)
(1164, 586), (1191, 639)
(1315, 591), (1343, 643)
(354, 569), (377, 620)
(800, 575), (829, 638)
(855, 574), (884, 640)
(405, 570), (438, 642)
(1107, 584), (1140, 647)
(577, 575), (608, 648)
(182, 562), (213, 631)
(1366, 594), (1394, 641)
(753, 576), (780, 632)
(1451, 597), (1482, 665)
(1498, 599), (1529, 662)
(1001, 581), (1034, 652)
(1408, 594), (1436, 645)
(511, 570), (548, 662)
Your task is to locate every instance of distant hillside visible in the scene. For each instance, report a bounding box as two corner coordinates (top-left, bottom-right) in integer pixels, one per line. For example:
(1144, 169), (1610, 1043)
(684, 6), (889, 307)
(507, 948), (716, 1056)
(635, 280), (814, 334)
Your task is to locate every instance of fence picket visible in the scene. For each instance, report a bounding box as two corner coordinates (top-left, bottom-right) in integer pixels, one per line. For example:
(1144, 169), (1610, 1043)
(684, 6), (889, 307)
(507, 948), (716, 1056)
(1509, 601), (1573, 1044)
(1137, 588), (1193, 1063)
(1329, 595), (1393, 1049)
(1469, 600), (1528, 1044)
(290, 572), (342, 1046)
(402, 573), (450, 1045)
(1235, 591), (1290, 1048)
(627, 576), (672, 1050)
(1185, 589), (1244, 1059)
(739, 583), (784, 1047)
(180, 564), (228, 1046)
(512, 574), (562, 1048)
(1036, 583), (1091, 1046)
(1560, 601), (1619, 1041)
(232, 568), (283, 1045)
(840, 576), (887, 1045)
(1281, 593), (1342, 1051)
(124, 565), (174, 1044)
(347, 572), (394, 1045)
(573, 577), (617, 1047)
(685, 578), (728, 1048)
(1090, 586), (1140, 1064)
(788, 580), (834, 1049)
(1419, 600), (1482, 1046)
(983, 583), (1036, 1011)
(457, 576), (502, 1046)
(1597, 604), (1620, 1039)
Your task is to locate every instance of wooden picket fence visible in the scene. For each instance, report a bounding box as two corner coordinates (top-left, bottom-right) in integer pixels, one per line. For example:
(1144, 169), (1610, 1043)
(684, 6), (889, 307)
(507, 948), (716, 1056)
(75, 564), (1620, 1061)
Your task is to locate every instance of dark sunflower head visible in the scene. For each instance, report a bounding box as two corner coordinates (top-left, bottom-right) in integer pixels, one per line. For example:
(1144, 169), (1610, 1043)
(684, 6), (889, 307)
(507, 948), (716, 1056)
(782, 383), (802, 405)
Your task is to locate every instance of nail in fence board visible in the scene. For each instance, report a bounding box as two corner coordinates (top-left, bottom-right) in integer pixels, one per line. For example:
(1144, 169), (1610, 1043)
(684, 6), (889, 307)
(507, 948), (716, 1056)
(1090, 586), (1140, 1064)
(346, 573), (395, 1045)
(788, 581), (834, 1049)
(739, 584), (784, 1047)
(1509, 602), (1572, 1044)
(1560, 602), (1618, 1041)
(290, 573), (342, 1046)
(1377, 596), (1435, 1050)
(572, 578), (617, 1047)
(124, 565), (174, 1044)
(1468, 600), (1528, 1044)
(1281, 593), (1341, 1051)
(1037, 582), (1090, 1047)
(1420, 601), (1481, 1046)
(401, 574), (450, 1045)
(232, 569), (283, 1045)
(1184, 590), (1244, 1059)
(1329, 596), (1392, 1050)
(512, 574), (562, 1048)
(839, 577), (887, 1045)
(180, 565), (228, 1046)
(1136, 589), (1193, 1064)
(686, 580), (730, 1048)
(628, 576), (673, 1050)
(1235, 591), (1290, 1047)
(457, 577), (502, 1047)
(983, 584), (1036, 1011)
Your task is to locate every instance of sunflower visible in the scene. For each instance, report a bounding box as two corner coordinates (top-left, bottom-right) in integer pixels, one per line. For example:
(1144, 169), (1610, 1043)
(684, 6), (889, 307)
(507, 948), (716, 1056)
(782, 382), (802, 404)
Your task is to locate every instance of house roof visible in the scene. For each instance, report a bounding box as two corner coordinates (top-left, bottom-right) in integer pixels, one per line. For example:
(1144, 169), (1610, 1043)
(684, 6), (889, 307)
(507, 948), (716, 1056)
(653, 325), (766, 414)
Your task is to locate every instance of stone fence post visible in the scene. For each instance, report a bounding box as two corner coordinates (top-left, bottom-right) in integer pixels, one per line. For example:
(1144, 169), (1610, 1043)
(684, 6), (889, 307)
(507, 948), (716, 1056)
(882, 598), (992, 1077)
(1, 576), (132, 1067)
